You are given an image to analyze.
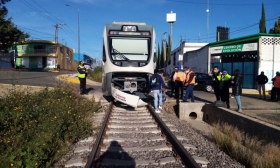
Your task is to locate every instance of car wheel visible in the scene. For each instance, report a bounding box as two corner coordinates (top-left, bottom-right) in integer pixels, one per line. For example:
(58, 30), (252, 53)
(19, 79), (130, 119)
(205, 85), (213, 92)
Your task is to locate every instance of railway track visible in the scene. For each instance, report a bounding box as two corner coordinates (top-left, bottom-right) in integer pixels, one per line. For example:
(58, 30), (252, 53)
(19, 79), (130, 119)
(84, 102), (204, 168)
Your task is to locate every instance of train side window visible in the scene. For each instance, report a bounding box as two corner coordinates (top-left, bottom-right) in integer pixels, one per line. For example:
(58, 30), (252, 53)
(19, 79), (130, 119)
(102, 44), (106, 62)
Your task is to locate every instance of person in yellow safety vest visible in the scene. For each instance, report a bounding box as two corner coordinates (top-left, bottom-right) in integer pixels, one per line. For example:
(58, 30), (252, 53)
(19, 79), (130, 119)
(77, 61), (88, 95)
(173, 66), (186, 99)
(216, 69), (232, 108)
(182, 67), (196, 102)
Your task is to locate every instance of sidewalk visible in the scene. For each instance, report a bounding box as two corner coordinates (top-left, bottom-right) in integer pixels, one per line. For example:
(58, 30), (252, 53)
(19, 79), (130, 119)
(58, 73), (102, 86)
(58, 73), (107, 103)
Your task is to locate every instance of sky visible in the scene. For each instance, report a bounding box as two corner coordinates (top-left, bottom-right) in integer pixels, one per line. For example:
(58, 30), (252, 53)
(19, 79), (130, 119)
(3, 0), (280, 60)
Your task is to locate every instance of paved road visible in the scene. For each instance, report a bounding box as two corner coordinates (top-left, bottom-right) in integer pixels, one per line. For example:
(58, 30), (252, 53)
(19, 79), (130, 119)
(0, 71), (73, 87)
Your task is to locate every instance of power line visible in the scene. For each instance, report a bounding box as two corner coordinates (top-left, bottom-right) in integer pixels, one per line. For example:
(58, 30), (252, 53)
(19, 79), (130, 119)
(165, 0), (280, 6)
(18, 0), (97, 55)
(17, 25), (54, 36)
(19, 0), (58, 24)
(30, 0), (64, 24)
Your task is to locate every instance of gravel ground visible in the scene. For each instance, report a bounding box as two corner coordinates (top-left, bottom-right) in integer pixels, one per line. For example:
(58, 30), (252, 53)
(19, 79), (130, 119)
(161, 101), (245, 168)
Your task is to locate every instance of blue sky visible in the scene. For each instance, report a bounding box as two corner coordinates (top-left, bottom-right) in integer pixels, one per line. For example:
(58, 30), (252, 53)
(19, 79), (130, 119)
(4, 0), (280, 60)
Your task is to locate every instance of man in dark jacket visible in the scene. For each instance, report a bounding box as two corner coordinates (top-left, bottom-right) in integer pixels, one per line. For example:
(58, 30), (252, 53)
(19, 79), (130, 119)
(256, 71), (268, 99)
(231, 69), (243, 112)
(209, 66), (221, 102)
(169, 67), (178, 97)
(151, 69), (168, 113)
(217, 69), (231, 108)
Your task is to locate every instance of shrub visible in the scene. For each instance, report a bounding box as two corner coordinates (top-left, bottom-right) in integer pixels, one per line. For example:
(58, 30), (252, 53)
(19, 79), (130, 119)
(0, 85), (100, 167)
(211, 122), (280, 168)
(88, 66), (102, 83)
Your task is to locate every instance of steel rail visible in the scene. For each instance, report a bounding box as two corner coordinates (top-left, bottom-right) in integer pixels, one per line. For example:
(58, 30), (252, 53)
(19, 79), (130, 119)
(147, 105), (201, 168)
(85, 102), (113, 168)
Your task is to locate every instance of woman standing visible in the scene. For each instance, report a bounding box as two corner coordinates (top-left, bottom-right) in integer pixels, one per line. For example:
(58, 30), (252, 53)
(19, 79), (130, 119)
(231, 69), (243, 112)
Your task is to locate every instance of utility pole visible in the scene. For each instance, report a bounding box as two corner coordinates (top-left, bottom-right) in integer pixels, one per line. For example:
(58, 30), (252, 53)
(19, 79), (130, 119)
(54, 23), (65, 43)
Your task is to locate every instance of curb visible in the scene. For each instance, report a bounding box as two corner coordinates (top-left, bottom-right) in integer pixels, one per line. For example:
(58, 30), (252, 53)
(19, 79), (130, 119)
(0, 83), (54, 89)
(58, 75), (90, 84)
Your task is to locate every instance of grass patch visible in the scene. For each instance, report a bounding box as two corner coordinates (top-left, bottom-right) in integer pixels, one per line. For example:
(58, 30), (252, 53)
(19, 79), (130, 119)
(0, 85), (100, 167)
(88, 66), (102, 83)
(211, 122), (280, 168)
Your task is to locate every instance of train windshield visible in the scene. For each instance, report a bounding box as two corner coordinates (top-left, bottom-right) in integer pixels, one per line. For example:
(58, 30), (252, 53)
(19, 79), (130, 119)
(110, 37), (150, 61)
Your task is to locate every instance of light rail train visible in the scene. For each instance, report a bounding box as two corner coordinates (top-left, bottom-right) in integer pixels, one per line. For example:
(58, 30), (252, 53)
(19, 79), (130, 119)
(102, 22), (156, 102)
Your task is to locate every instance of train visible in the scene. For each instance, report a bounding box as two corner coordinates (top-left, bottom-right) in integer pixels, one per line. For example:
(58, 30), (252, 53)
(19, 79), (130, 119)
(102, 22), (157, 101)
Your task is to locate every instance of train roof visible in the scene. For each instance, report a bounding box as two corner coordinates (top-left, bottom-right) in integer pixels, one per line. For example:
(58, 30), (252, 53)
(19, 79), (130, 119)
(112, 21), (146, 25)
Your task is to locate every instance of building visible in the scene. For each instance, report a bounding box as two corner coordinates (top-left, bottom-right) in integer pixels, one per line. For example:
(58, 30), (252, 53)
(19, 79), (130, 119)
(11, 40), (78, 70)
(216, 26), (230, 41)
(73, 53), (97, 69)
(166, 42), (208, 75)
(0, 51), (15, 69)
(183, 33), (280, 89)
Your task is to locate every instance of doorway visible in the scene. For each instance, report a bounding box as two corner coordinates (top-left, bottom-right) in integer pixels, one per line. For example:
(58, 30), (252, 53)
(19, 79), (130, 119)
(42, 57), (47, 69)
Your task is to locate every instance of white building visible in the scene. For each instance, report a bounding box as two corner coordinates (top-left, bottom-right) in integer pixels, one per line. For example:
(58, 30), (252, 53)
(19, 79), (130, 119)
(183, 33), (280, 89)
(166, 42), (208, 75)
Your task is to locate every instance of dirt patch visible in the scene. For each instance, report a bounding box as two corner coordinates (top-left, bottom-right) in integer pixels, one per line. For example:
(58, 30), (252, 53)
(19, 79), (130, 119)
(162, 100), (179, 117)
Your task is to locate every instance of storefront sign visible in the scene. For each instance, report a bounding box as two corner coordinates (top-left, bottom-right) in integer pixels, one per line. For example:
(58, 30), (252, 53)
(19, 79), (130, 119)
(211, 43), (257, 54)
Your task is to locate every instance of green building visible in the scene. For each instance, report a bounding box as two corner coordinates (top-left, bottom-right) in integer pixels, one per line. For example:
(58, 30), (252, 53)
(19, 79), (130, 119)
(12, 40), (75, 70)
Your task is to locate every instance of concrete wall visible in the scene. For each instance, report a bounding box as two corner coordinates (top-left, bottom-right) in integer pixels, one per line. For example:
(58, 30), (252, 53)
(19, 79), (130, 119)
(183, 46), (209, 73)
(202, 104), (280, 145)
(258, 36), (280, 90)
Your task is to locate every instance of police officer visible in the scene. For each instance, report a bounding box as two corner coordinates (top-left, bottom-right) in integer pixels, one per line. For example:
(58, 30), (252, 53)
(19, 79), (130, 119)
(77, 61), (88, 95)
(216, 69), (231, 108)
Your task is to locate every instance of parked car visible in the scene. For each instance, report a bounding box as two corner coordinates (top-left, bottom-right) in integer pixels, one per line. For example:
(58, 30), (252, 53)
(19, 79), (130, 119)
(167, 72), (213, 92)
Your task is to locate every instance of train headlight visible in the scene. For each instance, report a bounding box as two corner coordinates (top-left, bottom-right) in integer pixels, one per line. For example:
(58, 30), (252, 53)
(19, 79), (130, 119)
(139, 62), (146, 66)
(114, 62), (122, 66)
(123, 26), (137, 32)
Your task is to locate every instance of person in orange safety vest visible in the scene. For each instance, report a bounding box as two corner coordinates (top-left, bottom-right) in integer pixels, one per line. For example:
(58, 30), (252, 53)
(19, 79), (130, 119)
(182, 67), (196, 102)
(270, 72), (280, 101)
(173, 66), (185, 99)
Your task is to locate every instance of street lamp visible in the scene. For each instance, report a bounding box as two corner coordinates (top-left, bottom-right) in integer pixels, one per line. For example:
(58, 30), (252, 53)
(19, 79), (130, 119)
(65, 4), (80, 61)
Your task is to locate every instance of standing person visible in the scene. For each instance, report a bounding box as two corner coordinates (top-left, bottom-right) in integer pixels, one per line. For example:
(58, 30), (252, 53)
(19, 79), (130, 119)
(231, 69), (243, 112)
(151, 69), (168, 113)
(77, 61), (88, 95)
(182, 67), (195, 102)
(209, 66), (221, 103)
(159, 69), (167, 102)
(256, 71), (268, 99)
(217, 69), (232, 108)
(173, 66), (185, 99)
(270, 72), (280, 101)
(169, 67), (178, 97)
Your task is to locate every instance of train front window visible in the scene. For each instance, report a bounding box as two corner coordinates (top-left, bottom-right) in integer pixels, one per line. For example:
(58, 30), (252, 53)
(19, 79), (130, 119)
(110, 37), (150, 61)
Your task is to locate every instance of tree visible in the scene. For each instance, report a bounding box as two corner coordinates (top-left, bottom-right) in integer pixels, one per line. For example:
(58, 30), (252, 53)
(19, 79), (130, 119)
(0, 6), (29, 51)
(156, 43), (160, 69)
(166, 35), (171, 66)
(0, 0), (11, 6)
(259, 2), (267, 33)
(269, 16), (280, 34)
(160, 41), (164, 68)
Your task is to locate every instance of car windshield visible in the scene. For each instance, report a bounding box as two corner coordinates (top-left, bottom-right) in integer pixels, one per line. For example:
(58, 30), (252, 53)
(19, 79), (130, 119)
(110, 37), (150, 61)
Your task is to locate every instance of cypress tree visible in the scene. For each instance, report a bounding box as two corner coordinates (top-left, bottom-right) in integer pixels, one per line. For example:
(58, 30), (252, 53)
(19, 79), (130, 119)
(156, 43), (160, 69)
(269, 16), (280, 34)
(259, 2), (267, 33)
(166, 35), (171, 66)
(160, 41), (164, 68)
